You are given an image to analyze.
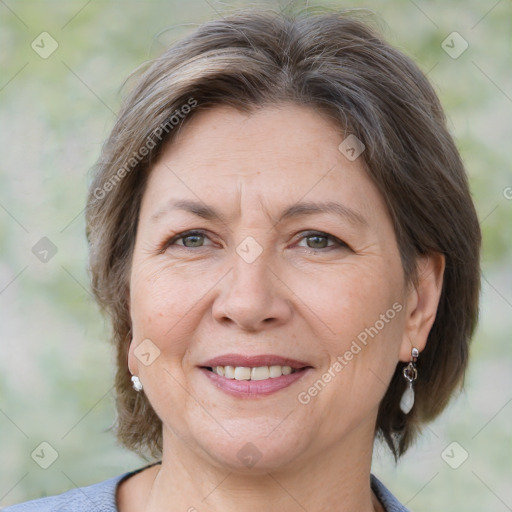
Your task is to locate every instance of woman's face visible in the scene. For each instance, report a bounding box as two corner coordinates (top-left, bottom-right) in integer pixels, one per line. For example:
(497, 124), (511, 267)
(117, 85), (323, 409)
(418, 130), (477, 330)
(128, 104), (414, 472)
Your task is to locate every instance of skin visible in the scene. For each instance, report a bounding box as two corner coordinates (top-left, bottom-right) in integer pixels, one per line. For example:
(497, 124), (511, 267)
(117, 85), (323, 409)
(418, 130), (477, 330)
(119, 104), (445, 512)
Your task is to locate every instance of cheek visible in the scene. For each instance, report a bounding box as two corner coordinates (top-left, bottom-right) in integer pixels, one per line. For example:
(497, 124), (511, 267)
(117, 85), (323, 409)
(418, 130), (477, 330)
(332, 276), (404, 395)
(129, 256), (231, 362)
(286, 259), (403, 345)
(129, 262), (202, 355)
(290, 260), (405, 408)
(291, 271), (405, 441)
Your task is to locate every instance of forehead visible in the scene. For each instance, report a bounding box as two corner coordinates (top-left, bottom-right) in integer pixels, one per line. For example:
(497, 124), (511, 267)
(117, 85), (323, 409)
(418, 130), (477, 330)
(167, 103), (336, 169)
(141, 104), (388, 222)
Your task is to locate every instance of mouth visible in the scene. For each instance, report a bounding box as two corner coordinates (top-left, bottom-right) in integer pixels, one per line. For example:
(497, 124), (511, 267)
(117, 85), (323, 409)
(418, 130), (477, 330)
(202, 364), (301, 380)
(198, 354), (313, 397)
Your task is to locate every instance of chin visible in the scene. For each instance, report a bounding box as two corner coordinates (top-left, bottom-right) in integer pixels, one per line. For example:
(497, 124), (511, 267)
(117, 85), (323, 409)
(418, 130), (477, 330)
(190, 421), (312, 473)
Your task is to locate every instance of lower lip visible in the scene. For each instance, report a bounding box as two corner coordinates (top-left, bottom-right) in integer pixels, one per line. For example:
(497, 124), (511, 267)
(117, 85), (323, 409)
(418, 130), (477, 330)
(199, 367), (311, 398)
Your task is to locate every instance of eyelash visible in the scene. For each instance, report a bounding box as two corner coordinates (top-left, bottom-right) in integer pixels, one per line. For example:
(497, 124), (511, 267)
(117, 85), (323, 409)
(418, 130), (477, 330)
(163, 229), (349, 252)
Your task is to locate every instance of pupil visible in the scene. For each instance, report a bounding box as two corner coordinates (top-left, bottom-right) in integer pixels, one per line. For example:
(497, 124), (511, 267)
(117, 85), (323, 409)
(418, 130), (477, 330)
(184, 235), (203, 247)
(308, 235), (327, 248)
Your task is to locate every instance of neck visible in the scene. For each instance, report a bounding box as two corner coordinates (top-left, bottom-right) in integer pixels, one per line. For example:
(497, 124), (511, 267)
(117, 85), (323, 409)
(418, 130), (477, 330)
(145, 416), (381, 512)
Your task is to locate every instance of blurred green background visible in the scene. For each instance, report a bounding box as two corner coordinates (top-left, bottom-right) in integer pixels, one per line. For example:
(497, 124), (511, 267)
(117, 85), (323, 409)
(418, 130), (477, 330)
(1, 0), (511, 510)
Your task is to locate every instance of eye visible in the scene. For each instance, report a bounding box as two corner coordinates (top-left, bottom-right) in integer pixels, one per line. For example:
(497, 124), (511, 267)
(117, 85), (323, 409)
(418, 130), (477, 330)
(296, 231), (348, 250)
(165, 230), (213, 249)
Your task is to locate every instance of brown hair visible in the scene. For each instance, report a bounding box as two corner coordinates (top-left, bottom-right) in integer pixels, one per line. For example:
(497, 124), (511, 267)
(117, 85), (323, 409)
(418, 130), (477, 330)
(86, 7), (481, 460)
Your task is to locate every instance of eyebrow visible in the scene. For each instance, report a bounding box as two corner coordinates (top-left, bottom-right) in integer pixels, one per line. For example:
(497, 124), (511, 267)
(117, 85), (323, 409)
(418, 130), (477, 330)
(150, 199), (368, 227)
(277, 201), (368, 227)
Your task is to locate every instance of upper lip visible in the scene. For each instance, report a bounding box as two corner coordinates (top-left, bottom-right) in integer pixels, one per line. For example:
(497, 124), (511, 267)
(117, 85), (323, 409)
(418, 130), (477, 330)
(201, 354), (312, 369)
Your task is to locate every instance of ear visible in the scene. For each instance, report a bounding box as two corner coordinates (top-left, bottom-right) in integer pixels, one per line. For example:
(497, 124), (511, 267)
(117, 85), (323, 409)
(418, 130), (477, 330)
(399, 252), (445, 362)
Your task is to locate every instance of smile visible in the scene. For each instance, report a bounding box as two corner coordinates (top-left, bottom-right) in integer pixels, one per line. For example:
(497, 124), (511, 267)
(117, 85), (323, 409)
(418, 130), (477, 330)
(207, 365), (297, 380)
(198, 354), (312, 397)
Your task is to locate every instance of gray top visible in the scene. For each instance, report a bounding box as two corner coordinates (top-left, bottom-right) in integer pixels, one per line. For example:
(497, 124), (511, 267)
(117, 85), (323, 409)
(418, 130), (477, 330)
(2, 466), (409, 512)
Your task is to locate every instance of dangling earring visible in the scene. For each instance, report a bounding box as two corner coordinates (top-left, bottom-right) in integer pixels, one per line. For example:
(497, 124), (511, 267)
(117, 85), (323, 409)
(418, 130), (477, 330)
(400, 347), (419, 414)
(131, 375), (143, 392)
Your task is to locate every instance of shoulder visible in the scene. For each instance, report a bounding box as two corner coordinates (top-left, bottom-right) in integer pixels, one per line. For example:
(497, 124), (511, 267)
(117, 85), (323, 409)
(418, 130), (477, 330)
(2, 471), (134, 512)
(371, 474), (410, 512)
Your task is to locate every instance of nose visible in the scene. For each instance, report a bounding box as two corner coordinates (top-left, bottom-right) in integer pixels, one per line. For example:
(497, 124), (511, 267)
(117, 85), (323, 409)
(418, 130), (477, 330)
(212, 250), (293, 332)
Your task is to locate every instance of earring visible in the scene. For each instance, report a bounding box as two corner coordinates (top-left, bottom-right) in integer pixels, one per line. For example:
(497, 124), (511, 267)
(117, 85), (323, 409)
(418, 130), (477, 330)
(131, 375), (143, 392)
(400, 347), (419, 414)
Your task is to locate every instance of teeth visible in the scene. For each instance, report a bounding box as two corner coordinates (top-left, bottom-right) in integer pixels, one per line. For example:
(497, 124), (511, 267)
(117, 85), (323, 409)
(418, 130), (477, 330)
(211, 365), (296, 380)
(251, 366), (269, 380)
(281, 366), (292, 375)
(269, 365), (282, 378)
(234, 367), (251, 380)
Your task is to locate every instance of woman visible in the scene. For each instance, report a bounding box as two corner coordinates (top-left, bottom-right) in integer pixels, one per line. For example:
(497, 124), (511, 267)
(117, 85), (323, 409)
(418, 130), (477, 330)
(6, 8), (481, 512)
